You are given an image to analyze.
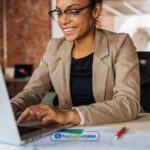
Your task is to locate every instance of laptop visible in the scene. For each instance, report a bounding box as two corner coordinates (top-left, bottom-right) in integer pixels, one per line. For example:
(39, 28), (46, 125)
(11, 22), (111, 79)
(14, 64), (33, 78)
(0, 66), (72, 145)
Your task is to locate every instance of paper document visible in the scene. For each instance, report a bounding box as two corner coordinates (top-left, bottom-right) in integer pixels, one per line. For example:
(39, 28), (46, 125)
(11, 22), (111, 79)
(23, 127), (150, 150)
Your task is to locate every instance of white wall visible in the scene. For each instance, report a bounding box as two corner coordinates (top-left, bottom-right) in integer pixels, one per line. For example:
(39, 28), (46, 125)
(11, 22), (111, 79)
(115, 14), (150, 51)
(51, 0), (63, 38)
(115, 15), (150, 37)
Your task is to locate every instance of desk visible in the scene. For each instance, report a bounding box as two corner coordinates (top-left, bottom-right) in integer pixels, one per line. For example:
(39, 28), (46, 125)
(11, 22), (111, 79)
(98, 113), (150, 130)
(5, 77), (30, 98)
(0, 113), (150, 150)
(5, 77), (30, 82)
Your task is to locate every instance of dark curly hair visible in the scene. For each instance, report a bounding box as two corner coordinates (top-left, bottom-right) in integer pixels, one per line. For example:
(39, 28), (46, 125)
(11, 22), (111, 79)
(89, 0), (103, 8)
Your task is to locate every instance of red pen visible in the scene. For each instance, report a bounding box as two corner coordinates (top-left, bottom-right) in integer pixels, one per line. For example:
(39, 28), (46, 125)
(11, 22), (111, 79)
(114, 127), (127, 140)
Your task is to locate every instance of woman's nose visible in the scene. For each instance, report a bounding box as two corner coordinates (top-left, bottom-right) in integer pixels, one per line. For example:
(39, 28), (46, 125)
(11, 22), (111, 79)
(59, 13), (71, 25)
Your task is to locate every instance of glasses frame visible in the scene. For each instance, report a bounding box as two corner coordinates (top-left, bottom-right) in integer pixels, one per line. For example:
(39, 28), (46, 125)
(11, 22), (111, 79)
(49, 4), (92, 21)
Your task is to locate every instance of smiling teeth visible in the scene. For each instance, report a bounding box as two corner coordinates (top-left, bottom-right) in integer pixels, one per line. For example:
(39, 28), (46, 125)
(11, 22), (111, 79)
(63, 28), (74, 32)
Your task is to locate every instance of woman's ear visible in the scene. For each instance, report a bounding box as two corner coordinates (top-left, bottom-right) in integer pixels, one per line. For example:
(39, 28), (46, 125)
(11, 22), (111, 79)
(92, 3), (102, 19)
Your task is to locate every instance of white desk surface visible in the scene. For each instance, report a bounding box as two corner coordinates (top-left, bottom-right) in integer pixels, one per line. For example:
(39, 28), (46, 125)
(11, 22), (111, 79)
(98, 113), (150, 130)
(0, 113), (150, 150)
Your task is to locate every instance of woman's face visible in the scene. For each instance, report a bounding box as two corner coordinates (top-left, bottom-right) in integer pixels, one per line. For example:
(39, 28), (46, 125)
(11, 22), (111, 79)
(56, 0), (96, 42)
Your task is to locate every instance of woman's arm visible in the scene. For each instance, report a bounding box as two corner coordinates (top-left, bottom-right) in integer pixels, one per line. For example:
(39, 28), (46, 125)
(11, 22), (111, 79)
(11, 40), (53, 112)
(16, 103), (81, 125)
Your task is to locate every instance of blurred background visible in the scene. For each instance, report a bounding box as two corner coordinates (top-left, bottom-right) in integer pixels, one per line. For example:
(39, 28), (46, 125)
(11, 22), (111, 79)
(1, 0), (150, 111)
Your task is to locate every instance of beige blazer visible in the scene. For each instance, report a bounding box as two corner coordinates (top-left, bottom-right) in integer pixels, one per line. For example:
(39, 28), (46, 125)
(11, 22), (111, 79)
(11, 29), (140, 125)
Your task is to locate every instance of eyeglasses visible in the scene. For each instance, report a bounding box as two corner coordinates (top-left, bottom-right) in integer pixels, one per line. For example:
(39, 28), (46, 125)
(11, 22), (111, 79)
(49, 4), (92, 21)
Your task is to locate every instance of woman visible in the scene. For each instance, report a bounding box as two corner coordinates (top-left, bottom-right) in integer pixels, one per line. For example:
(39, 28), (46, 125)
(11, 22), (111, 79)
(11, 0), (140, 125)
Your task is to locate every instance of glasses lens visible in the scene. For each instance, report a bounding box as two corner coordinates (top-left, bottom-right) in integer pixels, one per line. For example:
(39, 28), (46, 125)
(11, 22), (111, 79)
(49, 11), (58, 21)
(49, 9), (79, 21)
(66, 9), (79, 15)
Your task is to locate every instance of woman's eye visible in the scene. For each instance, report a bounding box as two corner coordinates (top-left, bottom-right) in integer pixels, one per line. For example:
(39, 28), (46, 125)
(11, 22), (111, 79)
(67, 9), (79, 15)
(56, 11), (62, 17)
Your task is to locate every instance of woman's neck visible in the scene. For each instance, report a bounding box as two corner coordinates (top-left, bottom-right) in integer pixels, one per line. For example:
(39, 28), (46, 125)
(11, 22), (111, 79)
(72, 30), (95, 59)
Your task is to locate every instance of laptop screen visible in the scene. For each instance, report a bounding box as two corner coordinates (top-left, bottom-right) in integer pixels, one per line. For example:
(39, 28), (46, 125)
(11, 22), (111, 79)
(14, 64), (33, 78)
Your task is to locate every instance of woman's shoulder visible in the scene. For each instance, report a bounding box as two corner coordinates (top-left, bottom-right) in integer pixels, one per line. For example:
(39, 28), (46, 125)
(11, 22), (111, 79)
(97, 29), (134, 48)
(98, 28), (130, 38)
(45, 37), (68, 55)
(47, 37), (66, 49)
(97, 29), (131, 42)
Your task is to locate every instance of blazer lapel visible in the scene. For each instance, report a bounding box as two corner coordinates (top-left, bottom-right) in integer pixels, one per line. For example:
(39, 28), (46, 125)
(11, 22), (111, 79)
(93, 30), (109, 102)
(60, 41), (74, 107)
(59, 29), (109, 106)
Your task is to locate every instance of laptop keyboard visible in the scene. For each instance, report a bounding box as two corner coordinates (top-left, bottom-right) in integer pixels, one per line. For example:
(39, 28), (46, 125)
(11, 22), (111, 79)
(18, 126), (41, 135)
(17, 121), (43, 136)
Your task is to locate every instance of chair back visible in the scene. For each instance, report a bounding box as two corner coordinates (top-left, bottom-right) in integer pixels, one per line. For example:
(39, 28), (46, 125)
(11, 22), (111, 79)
(137, 51), (150, 112)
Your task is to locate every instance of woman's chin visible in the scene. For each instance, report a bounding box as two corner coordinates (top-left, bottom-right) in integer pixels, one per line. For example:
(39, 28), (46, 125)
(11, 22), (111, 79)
(64, 36), (76, 42)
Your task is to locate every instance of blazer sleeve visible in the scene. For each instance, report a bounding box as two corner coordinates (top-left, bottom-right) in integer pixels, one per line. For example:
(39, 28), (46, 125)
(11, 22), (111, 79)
(11, 40), (53, 111)
(77, 34), (141, 125)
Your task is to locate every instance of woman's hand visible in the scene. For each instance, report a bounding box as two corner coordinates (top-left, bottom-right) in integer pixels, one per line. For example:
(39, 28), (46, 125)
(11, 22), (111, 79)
(17, 104), (80, 125)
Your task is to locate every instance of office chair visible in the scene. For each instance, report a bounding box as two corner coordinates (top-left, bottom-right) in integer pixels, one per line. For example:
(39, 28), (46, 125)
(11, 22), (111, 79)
(137, 51), (150, 112)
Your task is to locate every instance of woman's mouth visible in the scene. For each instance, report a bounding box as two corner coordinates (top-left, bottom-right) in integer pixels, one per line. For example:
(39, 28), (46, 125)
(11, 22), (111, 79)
(63, 27), (76, 34)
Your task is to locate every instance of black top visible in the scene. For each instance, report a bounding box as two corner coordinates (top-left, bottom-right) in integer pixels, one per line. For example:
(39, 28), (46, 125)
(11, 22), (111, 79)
(70, 53), (95, 107)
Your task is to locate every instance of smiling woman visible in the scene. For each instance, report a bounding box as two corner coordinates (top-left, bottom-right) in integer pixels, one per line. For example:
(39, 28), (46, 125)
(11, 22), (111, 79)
(11, 0), (140, 126)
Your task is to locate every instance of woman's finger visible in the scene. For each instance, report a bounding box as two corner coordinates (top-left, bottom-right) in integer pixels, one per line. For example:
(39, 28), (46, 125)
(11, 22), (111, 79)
(17, 108), (30, 124)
